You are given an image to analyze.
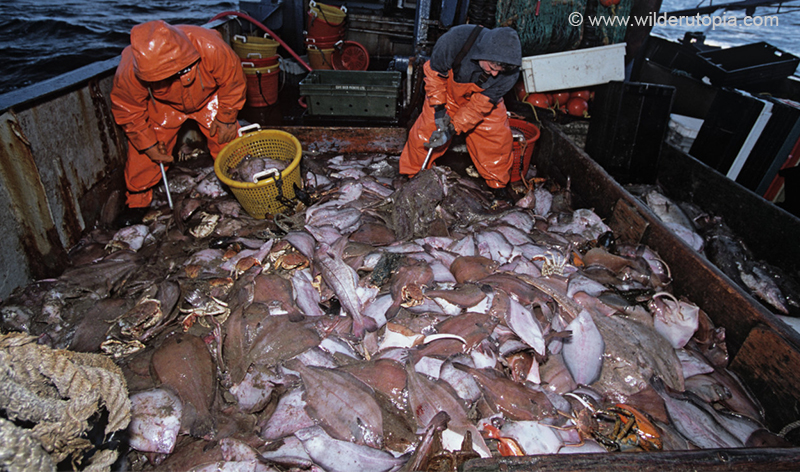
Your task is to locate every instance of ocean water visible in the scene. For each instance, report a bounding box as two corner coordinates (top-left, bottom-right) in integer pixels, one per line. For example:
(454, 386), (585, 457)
(0, 0), (798, 96)
(652, 0), (800, 59)
(0, 0), (237, 95)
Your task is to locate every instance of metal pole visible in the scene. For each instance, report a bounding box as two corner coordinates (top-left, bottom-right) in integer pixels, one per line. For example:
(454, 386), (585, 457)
(421, 147), (434, 171)
(160, 163), (173, 210)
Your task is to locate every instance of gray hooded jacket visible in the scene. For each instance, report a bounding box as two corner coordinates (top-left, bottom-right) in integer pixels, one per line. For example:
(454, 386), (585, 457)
(429, 25), (522, 104)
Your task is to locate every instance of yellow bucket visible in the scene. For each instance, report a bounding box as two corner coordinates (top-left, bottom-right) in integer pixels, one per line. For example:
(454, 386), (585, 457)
(307, 46), (335, 70)
(215, 125), (303, 219)
(309, 1), (347, 25)
(232, 34), (279, 60)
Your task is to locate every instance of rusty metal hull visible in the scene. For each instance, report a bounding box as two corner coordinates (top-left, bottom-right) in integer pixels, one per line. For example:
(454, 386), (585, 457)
(0, 68), (126, 297)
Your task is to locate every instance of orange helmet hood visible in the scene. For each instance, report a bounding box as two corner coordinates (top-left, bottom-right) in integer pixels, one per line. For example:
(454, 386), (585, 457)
(130, 20), (201, 82)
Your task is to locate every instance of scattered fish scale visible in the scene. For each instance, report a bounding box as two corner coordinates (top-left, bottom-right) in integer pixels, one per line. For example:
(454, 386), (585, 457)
(0, 153), (775, 470)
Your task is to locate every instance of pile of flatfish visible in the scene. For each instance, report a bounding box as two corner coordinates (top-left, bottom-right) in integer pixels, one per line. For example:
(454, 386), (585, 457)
(0, 153), (788, 472)
(628, 185), (800, 318)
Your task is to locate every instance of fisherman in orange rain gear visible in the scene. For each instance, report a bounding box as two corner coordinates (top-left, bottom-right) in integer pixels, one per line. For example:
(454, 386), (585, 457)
(399, 25), (522, 203)
(110, 20), (246, 225)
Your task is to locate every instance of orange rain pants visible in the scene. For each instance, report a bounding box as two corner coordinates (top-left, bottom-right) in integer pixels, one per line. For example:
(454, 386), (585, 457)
(123, 96), (238, 208)
(399, 65), (513, 189)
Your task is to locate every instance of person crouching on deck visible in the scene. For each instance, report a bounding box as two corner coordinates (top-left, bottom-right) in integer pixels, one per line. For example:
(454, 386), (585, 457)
(110, 19), (246, 225)
(399, 25), (522, 203)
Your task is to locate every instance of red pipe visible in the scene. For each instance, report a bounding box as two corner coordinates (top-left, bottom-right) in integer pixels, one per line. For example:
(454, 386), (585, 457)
(210, 10), (313, 72)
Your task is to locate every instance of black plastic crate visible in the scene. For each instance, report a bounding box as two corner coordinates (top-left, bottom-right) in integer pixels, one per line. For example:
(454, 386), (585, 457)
(637, 59), (718, 119)
(642, 34), (718, 79)
(735, 97), (800, 195)
(689, 88), (767, 174)
(584, 81), (675, 184)
(696, 42), (800, 87)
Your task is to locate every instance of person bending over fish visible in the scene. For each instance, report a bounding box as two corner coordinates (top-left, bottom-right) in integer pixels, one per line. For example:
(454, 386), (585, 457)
(399, 25), (521, 203)
(110, 20), (246, 225)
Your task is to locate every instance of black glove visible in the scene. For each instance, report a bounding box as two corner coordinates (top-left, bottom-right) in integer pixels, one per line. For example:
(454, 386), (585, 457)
(433, 104), (450, 133)
(425, 122), (455, 149)
(491, 186), (515, 205)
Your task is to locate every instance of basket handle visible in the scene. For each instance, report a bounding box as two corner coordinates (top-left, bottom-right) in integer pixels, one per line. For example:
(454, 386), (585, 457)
(242, 62), (256, 68)
(252, 168), (281, 183)
(238, 123), (262, 137)
(247, 52), (263, 58)
(234, 34), (247, 43)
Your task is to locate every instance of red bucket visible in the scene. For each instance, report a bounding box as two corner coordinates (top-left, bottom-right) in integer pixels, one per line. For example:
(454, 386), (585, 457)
(331, 41), (369, 71)
(509, 118), (541, 182)
(304, 32), (344, 49)
(306, 11), (345, 39)
(241, 54), (279, 68)
(243, 64), (280, 107)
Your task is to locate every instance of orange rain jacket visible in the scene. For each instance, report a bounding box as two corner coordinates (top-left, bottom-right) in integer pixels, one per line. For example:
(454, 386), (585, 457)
(111, 20), (246, 208)
(399, 26), (522, 189)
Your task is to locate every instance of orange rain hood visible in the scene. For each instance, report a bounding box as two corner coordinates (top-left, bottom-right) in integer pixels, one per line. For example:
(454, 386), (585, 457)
(130, 20), (201, 82)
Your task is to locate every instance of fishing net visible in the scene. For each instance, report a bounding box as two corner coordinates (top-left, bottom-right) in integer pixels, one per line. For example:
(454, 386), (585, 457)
(593, 0), (634, 46)
(0, 332), (130, 471)
(495, 0), (632, 56)
(496, 0), (588, 55)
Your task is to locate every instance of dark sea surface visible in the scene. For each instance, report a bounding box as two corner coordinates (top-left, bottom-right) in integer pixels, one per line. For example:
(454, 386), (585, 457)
(653, 0), (800, 59)
(1, 0), (798, 97)
(0, 0), (237, 95)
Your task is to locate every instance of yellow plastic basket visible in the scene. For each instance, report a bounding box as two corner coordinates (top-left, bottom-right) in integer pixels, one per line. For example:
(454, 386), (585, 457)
(214, 125), (303, 219)
(309, 0), (347, 25)
(232, 34), (280, 60)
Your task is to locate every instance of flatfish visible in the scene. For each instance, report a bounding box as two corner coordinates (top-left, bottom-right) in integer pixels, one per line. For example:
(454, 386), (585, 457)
(229, 154), (289, 183)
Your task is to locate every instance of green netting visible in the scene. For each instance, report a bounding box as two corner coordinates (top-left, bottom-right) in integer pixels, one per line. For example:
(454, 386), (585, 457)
(496, 0), (587, 56)
(495, 0), (632, 56)
(594, 0), (633, 46)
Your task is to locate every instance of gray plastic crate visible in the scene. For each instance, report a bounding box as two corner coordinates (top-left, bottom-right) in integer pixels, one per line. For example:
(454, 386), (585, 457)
(299, 70), (401, 118)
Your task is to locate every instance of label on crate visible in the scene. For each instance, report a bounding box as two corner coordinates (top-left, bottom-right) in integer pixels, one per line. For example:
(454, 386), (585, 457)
(334, 85), (367, 91)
